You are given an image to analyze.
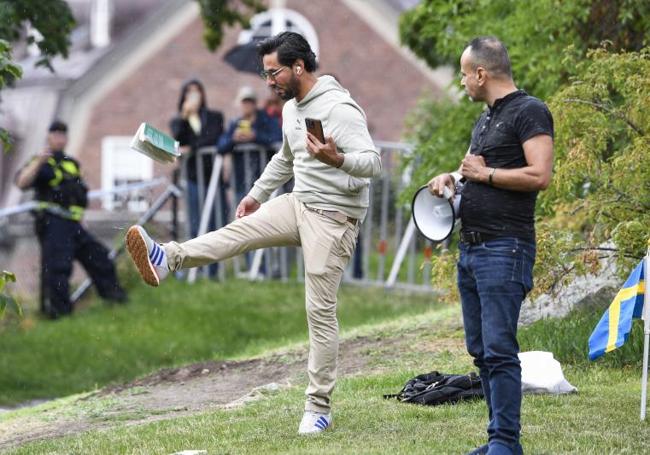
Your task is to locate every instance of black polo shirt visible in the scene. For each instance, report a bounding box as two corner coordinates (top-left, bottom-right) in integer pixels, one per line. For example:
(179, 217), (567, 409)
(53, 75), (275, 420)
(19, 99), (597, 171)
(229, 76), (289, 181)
(459, 90), (554, 241)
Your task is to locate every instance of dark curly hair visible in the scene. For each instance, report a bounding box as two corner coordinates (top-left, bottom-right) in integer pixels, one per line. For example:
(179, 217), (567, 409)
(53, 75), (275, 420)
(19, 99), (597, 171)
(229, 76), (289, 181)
(257, 31), (318, 72)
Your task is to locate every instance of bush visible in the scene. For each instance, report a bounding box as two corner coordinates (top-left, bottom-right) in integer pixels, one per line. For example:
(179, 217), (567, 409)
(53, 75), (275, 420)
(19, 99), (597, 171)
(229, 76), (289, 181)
(398, 0), (650, 297)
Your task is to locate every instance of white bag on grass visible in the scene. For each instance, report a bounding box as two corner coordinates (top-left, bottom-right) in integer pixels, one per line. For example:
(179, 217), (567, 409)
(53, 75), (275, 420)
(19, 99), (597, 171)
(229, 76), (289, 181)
(518, 351), (577, 395)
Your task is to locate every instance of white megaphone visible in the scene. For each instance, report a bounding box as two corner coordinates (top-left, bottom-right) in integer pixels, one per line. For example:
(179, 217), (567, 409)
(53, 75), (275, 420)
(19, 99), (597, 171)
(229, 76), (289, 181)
(411, 185), (460, 242)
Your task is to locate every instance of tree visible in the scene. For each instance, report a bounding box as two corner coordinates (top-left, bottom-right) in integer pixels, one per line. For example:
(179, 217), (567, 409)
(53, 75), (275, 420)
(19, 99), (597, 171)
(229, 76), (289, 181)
(0, 0), (76, 71)
(198, 0), (265, 51)
(398, 0), (650, 299)
(0, 0), (75, 150)
(400, 0), (648, 100)
(0, 39), (22, 150)
(535, 46), (650, 294)
(400, 0), (650, 190)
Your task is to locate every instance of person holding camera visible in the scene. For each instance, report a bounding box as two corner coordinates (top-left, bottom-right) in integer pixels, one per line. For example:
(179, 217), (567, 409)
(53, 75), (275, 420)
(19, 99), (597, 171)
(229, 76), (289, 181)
(428, 37), (554, 455)
(217, 86), (282, 205)
(15, 121), (127, 319)
(125, 32), (380, 434)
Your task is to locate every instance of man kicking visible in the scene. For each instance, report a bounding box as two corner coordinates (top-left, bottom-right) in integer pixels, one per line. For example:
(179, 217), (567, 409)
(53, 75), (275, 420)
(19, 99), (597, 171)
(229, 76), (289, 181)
(125, 31), (380, 434)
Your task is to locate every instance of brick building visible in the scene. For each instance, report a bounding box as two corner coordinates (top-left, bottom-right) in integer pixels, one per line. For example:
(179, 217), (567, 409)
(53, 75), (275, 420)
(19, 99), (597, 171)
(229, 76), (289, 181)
(0, 0), (449, 297)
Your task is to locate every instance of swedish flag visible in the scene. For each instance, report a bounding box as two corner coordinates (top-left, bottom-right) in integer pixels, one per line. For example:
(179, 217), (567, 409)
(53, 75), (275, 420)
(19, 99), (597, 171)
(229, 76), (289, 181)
(588, 260), (646, 361)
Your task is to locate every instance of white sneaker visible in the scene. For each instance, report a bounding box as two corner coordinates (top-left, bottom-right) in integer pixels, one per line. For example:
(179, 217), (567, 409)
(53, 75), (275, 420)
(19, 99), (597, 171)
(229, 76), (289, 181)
(125, 225), (169, 287)
(298, 411), (332, 435)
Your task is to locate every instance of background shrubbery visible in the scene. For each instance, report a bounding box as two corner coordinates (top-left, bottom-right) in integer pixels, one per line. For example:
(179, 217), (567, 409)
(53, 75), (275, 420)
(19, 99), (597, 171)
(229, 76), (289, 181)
(399, 0), (650, 299)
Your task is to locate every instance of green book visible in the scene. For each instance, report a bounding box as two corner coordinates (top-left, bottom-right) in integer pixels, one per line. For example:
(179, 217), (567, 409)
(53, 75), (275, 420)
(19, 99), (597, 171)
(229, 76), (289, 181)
(130, 122), (180, 163)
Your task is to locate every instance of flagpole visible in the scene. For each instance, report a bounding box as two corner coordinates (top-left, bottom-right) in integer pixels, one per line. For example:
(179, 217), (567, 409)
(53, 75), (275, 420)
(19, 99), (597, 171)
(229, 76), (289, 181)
(641, 240), (650, 421)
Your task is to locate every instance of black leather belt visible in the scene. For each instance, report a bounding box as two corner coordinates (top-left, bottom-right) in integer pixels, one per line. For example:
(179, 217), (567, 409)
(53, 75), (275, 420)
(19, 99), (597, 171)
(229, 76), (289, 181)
(459, 231), (500, 245)
(306, 206), (358, 225)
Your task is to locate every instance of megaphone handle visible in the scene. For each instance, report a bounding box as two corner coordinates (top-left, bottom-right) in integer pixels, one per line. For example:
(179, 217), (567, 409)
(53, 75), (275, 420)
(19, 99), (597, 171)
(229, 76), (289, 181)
(442, 185), (454, 200)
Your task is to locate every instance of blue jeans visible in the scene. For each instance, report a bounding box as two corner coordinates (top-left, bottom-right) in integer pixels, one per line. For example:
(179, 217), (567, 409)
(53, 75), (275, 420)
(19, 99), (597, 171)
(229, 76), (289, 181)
(457, 237), (535, 454)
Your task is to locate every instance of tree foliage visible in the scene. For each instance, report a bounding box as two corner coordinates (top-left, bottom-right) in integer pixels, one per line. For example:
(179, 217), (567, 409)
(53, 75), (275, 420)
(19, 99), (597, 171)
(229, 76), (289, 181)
(534, 46), (650, 293)
(0, 0), (75, 150)
(198, 0), (265, 51)
(400, 0), (650, 189)
(399, 1), (650, 298)
(0, 0), (76, 72)
(0, 270), (22, 320)
(400, 0), (648, 99)
(0, 38), (21, 151)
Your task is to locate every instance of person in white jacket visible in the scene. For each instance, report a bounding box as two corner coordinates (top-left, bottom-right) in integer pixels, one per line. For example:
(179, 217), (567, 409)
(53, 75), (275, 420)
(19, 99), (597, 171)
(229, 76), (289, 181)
(125, 32), (381, 435)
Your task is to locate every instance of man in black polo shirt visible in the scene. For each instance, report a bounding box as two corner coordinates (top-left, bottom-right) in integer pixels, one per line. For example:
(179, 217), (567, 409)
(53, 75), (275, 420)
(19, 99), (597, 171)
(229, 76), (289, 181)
(428, 37), (553, 455)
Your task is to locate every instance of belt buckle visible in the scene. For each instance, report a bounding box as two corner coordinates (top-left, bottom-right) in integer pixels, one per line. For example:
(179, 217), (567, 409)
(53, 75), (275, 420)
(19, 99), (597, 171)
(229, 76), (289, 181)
(462, 231), (481, 245)
(307, 205), (356, 225)
(315, 208), (344, 223)
(330, 211), (348, 224)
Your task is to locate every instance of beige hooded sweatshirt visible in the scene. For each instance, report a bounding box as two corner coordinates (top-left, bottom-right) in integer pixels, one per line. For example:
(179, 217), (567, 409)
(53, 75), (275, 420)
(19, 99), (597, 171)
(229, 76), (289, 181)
(247, 75), (381, 220)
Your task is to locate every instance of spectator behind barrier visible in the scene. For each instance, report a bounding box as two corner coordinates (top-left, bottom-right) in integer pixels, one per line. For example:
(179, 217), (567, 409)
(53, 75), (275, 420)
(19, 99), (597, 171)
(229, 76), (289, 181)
(217, 86), (282, 204)
(170, 79), (225, 237)
(170, 79), (225, 278)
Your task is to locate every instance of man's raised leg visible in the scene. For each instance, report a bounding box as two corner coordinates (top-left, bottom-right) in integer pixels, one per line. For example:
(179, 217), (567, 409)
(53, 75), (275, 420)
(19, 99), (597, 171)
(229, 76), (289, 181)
(126, 194), (300, 285)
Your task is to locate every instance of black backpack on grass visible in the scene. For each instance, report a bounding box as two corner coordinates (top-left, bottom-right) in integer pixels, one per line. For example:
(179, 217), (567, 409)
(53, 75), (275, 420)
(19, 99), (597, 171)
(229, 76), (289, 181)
(384, 371), (484, 405)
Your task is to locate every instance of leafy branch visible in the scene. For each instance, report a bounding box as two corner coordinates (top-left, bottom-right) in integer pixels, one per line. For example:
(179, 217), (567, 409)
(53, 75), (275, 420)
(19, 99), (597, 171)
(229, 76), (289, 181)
(562, 98), (645, 136)
(197, 0), (265, 51)
(569, 247), (644, 260)
(0, 271), (22, 320)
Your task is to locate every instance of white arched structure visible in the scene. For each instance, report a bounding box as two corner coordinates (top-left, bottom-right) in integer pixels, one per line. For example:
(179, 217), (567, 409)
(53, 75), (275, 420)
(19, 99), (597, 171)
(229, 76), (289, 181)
(237, 8), (320, 59)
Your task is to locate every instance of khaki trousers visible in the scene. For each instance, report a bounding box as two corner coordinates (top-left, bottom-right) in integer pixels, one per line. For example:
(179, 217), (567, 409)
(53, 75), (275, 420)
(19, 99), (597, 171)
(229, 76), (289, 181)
(164, 193), (359, 413)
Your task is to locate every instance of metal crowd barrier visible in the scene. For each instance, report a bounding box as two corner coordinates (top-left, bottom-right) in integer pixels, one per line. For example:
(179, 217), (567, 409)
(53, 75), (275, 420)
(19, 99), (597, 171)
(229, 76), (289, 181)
(0, 178), (168, 220)
(182, 141), (435, 292)
(2, 144), (437, 295)
(0, 178), (181, 302)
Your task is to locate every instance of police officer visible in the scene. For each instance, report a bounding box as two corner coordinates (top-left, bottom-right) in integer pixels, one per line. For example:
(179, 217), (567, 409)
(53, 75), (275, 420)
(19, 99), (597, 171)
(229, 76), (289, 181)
(15, 120), (126, 318)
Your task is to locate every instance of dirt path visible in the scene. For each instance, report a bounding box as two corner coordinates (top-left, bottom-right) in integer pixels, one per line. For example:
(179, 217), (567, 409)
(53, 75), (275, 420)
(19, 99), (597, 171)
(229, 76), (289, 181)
(0, 324), (465, 451)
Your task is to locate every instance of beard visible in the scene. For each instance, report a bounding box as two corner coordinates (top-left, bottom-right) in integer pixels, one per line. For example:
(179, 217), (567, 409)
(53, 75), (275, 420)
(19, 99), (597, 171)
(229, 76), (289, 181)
(464, 85), (485, 103)
(275, 75), (299, 101)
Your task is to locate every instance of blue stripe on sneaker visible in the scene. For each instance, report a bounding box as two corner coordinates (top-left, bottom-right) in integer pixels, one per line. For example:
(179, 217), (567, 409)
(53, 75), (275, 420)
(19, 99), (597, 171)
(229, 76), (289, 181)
(149, 245), (159, 265)
(155, 246), (164, 266)
(149, 243), (158, 261)
(315, 416), (328, 429)
(151, 244), (163, 266)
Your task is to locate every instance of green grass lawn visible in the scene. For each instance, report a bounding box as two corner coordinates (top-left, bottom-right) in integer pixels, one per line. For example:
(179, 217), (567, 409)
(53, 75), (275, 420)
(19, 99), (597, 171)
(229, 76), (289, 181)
(0, 279), (439, 406)
(4, 277), (650, 454)
(6, 307), (650, 455)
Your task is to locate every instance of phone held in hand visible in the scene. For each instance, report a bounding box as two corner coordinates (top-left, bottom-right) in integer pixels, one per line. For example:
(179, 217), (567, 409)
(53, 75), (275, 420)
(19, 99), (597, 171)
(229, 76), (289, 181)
(305, 118), (325, 143)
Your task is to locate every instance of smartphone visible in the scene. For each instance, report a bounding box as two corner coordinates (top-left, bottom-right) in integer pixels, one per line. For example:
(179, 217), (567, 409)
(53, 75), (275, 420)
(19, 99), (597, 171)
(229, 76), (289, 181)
(305, 118), (325, 143)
